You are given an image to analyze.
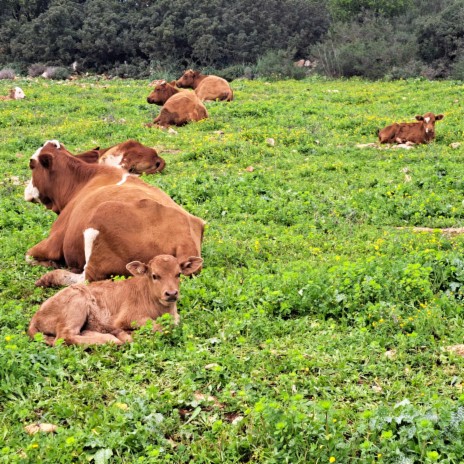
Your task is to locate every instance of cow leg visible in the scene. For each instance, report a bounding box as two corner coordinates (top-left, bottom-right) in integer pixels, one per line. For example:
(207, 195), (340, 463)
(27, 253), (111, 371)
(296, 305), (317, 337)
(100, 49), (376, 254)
(35, 269), (85, 287)
(77, 330), (123, 345)
(26, 238), (63, 268)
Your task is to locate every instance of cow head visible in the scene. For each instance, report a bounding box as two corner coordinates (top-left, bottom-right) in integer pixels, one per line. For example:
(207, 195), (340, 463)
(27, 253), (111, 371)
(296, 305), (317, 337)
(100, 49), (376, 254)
(146, 80), (177, 105)
(11, 87), (25, 99)
(24, 140), (78, 213)
(176, 69), (199, 89)
(126, 255), (203, 305)
(415, 112), (444, 137)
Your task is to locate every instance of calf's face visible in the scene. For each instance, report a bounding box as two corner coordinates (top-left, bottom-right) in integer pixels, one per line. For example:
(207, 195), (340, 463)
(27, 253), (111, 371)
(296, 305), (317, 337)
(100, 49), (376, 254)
(126, 255), (203, 305)
(415, 112), (444, 137)
(176, 70), (197, 88)
(147, 81), (172, 105)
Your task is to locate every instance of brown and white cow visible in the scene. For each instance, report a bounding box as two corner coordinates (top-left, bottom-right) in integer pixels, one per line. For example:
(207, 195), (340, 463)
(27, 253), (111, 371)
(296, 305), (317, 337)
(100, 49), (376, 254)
(24, 140), (204, 287)
(176, 70), (233, 102)
(28, 254), (203, 346)
(0, 87), (25, 101)
(76, 139), (166, 175)
(146, 80), (208, 127)
(378, 112), (444, 144)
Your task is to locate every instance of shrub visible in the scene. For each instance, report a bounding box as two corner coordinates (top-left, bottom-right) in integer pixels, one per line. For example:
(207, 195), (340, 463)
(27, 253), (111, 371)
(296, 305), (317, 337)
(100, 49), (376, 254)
(28, 63), (47, 78)
(255, 50), (307, 80)
(42, 66), (71, 80)
(0, 68), (16, 80)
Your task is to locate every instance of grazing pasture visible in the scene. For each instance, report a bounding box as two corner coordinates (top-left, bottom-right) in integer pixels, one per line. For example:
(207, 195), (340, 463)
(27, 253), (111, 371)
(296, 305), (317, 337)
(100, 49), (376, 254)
(2, 76), (464, 462)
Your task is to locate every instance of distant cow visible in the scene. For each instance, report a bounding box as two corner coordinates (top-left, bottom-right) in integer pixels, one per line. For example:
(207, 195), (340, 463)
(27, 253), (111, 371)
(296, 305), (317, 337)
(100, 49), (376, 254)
(0, 87), (25, 101)
(176, 70), (233, 102)
(28, 254), (203, 346)
(378, 112), (444, 144)
(24, 140), (204, 287)
(76, 139), (165, 175)
(146, 80), (208, 127)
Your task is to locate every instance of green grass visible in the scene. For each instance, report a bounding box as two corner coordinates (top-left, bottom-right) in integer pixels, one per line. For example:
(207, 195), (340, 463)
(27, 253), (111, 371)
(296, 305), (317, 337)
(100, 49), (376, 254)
(2, 76), (464, 463)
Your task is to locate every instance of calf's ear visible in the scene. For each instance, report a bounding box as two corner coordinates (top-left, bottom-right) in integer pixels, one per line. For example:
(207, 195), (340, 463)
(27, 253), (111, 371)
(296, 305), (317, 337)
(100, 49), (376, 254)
(180, 257), (203, 276)
(38, 153), (53, 169)
(436, 114), (444, 120)
(415, 115), (424, 121)
(126, 261), (149, 276)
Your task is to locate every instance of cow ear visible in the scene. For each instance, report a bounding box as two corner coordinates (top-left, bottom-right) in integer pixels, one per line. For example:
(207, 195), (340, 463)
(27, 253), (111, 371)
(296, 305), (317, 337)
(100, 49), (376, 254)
(75, 150), (99, 164)
(126, 261), (149, 276)
(38, 153), (53, 169)
(180, 257), (203, 276)
(415, 115), (424, 121)
(436, 114), (444, 120)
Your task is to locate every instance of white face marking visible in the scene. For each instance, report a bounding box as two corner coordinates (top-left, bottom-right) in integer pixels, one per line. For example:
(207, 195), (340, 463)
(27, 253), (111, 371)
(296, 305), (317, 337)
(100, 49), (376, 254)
(425, 128), (430, 133)
(31, 140), (61, 160)
(424, 117), (430, 123)
(117, 173), (130, 185)
(24, 180), (40, 201)
(100, 153), (123, 167)
(14, 87), (25, 99)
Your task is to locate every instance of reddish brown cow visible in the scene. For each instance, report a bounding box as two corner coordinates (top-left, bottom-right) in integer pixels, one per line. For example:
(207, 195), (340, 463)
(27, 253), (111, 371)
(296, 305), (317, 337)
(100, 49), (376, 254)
(378, 112), (444, 144)
(0, 87), (26, 100)
(28, 254), (203, 346)
(146, 80), (208, 127)
(76, 139), (165, 175)
(176, 70), (233, 102)
(24, 140), (204, 287)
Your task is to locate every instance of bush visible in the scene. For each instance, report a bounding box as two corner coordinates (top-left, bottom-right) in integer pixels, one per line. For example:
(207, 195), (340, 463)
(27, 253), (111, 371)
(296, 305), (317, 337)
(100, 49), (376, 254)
(42, 66), (71, 80)
(255, 50), (307, 80)
(28, 63), (47, 78)
(0, 68), (16, 79)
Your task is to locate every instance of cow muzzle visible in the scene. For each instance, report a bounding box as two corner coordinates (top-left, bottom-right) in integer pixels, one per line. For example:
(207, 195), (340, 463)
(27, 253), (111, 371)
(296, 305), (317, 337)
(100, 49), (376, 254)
(24, 180), (40, 202)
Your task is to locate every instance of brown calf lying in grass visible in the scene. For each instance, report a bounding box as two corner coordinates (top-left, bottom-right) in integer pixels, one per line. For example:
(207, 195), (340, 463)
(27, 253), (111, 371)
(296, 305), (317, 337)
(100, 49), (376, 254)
(378, 112), (444, 144)
(28, 255), (203, 346)
(0, 87), (25, 100)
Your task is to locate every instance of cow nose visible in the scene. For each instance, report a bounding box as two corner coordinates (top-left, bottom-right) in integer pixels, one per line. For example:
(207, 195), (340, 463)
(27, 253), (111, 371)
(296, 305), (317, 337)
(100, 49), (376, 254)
(164, 290), (179, 300)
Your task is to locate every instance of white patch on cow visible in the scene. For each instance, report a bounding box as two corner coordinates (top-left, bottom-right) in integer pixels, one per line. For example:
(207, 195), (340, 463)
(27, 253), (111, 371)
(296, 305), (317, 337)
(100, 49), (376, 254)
(24, 179), (40, 201)
(83, 228), (99, 269)
(100, 153), (123, 168)
(424, 117), (430, 123)
(14, 87), (25, 99)
(31, 139), (61, 160)
(425, 128), (430, 133)
(117, 173), (130, 185)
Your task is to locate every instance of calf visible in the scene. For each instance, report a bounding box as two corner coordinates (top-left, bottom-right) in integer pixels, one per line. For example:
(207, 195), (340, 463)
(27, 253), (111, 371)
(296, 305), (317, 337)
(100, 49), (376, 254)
(28, 255), (203, 346)
(378, 112), (444, 144)
(176, 70), (233, 102)
(76, 139), (166, 175)
(0, 87), (25, 101)
(146, 80), (208, 127)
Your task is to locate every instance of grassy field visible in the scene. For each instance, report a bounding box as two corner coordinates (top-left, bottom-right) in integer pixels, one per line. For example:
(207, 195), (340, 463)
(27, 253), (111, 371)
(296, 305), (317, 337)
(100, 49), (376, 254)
(1, 76), (464, 463)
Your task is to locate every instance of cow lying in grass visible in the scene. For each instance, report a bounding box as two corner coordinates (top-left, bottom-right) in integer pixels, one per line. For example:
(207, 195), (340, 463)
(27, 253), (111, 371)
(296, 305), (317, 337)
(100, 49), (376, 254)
(176, 70), (233, 102)
(76, 139), (166, 175)
(28, 254), (203, 346)
(146, 80), (208, 128)
(378, 112), (444, 144)
(0, 87), (25, 100)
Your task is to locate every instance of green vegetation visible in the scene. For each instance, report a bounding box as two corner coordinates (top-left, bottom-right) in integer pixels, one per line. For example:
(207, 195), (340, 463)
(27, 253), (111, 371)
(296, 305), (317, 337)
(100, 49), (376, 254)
(1, 76), (464, 462)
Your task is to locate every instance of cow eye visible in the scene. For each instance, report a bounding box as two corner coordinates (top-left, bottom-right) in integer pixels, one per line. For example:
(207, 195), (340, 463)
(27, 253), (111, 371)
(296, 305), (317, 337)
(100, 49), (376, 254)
(176, 273), (181, 278)
(152, 274), (159, 280)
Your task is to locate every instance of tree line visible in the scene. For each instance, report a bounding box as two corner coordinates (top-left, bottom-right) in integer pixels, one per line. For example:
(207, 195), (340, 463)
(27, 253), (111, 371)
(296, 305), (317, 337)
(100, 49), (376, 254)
(0, 0), (462, 80)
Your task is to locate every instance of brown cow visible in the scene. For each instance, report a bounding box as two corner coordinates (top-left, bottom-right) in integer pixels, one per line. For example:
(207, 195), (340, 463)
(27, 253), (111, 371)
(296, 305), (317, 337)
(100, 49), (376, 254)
(176, 70), (233, 102)
(378, 112), (444, 144)
(146, 80), (208, 127)
(24, 140), (204, 287)
(28, 254), (203, 346)
(76, 139), (166, 175)
(0, 87), (25, 100)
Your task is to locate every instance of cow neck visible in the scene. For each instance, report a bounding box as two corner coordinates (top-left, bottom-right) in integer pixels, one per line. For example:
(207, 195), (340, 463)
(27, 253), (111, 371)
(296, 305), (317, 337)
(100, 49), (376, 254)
(192, 74), (207, 89)
(165, 85), (180, 101)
